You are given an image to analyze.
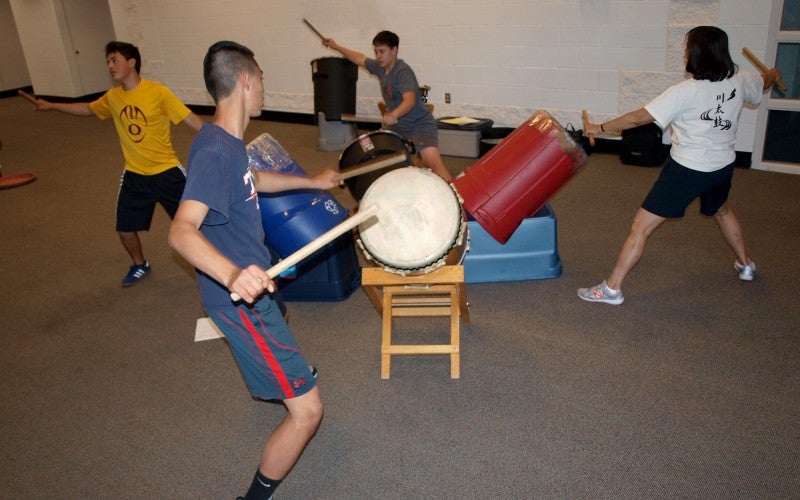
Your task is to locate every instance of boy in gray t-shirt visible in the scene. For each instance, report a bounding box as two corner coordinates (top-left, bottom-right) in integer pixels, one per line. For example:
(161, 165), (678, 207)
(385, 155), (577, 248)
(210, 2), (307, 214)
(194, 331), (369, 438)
(324, 30), (452, 182)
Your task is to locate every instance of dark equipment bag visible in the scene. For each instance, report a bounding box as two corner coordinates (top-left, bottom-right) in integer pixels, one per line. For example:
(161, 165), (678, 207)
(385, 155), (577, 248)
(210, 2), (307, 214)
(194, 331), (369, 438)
(564, 123), (593, 156)
(620, 123), (669, 167)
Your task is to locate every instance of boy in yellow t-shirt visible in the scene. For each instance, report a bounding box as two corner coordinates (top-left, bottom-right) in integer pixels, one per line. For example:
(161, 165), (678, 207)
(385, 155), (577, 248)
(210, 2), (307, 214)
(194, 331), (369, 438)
(32, 41), (204, 286)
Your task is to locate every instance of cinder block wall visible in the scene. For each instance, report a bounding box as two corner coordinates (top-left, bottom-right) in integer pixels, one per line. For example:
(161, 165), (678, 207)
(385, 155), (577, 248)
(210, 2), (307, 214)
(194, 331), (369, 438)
(12, 0), (774, 151)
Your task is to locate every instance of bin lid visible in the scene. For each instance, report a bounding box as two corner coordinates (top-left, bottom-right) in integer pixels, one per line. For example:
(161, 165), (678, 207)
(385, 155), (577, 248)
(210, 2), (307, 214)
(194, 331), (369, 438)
(436, 117), (494, 131)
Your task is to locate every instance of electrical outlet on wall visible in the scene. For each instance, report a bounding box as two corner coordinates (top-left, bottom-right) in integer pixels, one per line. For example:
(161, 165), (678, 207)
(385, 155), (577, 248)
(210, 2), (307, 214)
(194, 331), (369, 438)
(445, 93), (451, 103)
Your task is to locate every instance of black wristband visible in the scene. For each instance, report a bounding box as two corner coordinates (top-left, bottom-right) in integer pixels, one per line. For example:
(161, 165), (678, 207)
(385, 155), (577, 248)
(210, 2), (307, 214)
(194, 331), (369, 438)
(600, 123), (605, 132)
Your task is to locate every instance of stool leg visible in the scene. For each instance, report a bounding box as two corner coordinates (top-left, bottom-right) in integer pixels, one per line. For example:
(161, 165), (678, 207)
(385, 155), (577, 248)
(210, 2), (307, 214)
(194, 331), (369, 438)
(381, 290), (393, 379)
(450, 289), (460, 379)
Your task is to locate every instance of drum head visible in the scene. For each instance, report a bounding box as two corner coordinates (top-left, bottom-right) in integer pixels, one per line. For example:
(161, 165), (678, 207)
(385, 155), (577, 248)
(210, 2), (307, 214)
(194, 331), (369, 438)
(358, 167), (464, 272)
(338, 131), (415, 201)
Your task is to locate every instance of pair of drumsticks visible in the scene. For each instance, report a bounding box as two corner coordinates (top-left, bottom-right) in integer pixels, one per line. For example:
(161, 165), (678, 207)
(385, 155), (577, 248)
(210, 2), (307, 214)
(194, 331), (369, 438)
(580, 48), (787, 147)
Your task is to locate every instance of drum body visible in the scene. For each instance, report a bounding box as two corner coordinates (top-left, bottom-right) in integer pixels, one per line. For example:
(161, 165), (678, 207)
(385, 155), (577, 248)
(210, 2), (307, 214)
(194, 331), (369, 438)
(357, 167), (467, 275)
(338, 130), (415, 201)
(247, 133), (348, 257)
(453, 110), (587, 244)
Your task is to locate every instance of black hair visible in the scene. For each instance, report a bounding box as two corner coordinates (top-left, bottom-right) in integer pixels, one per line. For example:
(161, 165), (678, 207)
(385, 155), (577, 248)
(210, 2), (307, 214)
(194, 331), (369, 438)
(372, 30), (399, 49)
(685, 26), (736, 81)
(105, 41), (141, 73)
(203, 41), (259, 102)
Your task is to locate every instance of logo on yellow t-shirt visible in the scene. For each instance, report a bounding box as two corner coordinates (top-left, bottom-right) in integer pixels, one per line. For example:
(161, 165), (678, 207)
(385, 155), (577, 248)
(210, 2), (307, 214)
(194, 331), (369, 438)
(118, 104), (148, 143)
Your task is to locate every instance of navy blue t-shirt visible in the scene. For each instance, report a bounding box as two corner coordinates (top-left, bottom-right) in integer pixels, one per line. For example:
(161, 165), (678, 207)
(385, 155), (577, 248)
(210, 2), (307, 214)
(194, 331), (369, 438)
(182, 122), (270, 309)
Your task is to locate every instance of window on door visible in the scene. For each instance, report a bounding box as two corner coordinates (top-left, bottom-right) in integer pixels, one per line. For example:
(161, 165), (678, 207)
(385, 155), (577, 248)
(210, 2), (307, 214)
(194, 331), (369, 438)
(754, 0), (800, 174)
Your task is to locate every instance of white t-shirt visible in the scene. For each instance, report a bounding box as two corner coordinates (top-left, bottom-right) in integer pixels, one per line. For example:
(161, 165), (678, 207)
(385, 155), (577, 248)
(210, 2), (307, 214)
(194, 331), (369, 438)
(645, 70), (763, 172)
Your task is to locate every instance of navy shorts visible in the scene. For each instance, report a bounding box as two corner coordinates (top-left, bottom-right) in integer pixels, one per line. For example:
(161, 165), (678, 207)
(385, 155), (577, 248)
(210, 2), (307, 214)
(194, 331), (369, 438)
(116, 166), (186, 232)
(209, 298), (316, 401)
(641, 157), (735, 218)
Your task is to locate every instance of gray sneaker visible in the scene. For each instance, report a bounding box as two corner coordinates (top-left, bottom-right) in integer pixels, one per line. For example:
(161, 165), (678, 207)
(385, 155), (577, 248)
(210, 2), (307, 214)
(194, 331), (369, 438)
(734, 260), (756, 281)
(577, 280), (624, 305)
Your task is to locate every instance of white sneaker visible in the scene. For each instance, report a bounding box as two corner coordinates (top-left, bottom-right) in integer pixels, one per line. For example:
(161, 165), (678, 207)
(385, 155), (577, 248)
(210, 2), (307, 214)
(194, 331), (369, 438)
(734, 260), (756, 281)
(577, 280), (624, 305)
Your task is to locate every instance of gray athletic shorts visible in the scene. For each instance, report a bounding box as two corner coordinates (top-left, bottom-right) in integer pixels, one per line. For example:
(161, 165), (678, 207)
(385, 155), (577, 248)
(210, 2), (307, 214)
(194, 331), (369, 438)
(387, 121), (439, 152)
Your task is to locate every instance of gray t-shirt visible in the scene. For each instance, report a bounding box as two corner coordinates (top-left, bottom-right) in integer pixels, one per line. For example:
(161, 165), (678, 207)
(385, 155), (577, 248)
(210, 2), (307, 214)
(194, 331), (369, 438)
(365, 57), (435, 134)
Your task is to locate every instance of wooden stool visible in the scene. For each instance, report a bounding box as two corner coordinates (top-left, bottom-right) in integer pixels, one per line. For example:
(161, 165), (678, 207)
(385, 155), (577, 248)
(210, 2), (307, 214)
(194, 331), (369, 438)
(361, 265), (469, 379)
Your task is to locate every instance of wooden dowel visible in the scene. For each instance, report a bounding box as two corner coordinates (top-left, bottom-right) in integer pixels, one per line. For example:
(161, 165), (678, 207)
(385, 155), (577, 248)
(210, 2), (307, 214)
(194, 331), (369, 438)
(302, 18), (326, 41)
(581, 110), (595, 147)
(340, 113), (383, 124)
(742, 47), (787, 92)
(18, 90), (38, 106)
(332, 153), (407, 182)
(230, 204), (379, 302)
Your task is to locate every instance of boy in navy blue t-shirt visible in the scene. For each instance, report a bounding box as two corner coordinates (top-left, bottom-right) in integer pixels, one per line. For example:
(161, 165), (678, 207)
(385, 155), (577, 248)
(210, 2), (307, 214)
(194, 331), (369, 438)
(169, 41), (340, 499)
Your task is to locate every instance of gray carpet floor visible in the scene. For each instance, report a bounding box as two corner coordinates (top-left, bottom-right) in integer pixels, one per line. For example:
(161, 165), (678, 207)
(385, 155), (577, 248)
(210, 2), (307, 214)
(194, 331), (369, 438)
(1, 94), (798, 499)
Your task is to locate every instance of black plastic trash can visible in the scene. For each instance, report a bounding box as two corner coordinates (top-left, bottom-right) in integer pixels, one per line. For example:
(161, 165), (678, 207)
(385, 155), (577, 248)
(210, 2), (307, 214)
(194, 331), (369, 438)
(312, 57), (357, 122)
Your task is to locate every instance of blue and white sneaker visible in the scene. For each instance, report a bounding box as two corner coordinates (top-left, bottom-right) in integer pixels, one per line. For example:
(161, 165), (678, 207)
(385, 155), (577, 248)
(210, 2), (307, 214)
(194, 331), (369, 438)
(122, 261), (150, 287)
(577, 280), (624, 305)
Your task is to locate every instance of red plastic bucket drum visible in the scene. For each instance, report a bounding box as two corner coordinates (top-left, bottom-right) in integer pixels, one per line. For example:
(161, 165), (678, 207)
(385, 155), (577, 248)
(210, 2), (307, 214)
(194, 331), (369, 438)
(453, 110), (587, 244)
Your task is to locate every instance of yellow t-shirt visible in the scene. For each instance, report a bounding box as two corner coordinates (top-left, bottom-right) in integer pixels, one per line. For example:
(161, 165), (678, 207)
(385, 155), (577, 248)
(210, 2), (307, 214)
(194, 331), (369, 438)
(90, 79), (191, 175)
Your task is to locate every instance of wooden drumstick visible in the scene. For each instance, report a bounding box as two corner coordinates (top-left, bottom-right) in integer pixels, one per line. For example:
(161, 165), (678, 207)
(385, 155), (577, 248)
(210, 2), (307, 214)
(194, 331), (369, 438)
(230, 204), (379, 302)
(332, 153), (407, 182)
(742, 47), (787, 92)
(302, 18), (326, 41)
(18, 90), (39, 106)
(581, 110), (595, 146)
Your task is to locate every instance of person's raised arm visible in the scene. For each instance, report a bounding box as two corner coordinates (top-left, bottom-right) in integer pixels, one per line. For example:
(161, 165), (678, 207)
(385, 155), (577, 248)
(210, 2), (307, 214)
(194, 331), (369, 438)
(322, 38), (367, 68)
(583, 108), (654, 137)
(33, 99), (94, 116)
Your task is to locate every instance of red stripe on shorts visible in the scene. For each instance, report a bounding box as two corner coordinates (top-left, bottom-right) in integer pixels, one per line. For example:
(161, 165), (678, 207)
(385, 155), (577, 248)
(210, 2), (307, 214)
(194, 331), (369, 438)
(238, 309), (295, 398)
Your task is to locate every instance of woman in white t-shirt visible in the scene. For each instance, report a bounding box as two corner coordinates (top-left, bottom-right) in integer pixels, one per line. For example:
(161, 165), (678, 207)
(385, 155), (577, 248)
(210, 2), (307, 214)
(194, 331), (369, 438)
(578, 26), (782, 305)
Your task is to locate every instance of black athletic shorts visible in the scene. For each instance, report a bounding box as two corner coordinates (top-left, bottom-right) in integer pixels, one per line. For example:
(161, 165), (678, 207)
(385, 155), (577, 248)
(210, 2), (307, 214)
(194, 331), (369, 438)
(116, 166), (186, 232)
(641, 157), (734, 218)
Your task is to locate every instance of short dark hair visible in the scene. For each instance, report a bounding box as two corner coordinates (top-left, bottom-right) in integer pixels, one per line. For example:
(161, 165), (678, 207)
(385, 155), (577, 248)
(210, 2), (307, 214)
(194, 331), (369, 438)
(685, 26), (736, 81)
(105, 41), (141, 73)
(372, 30), (399, 49)
(203, 41), (260, 102)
